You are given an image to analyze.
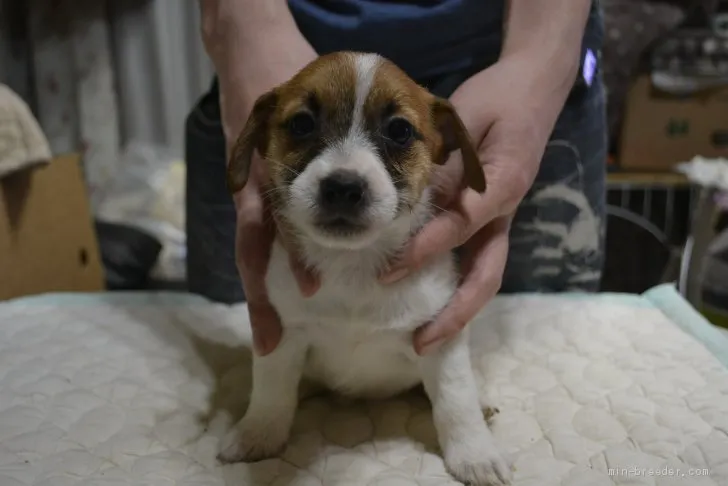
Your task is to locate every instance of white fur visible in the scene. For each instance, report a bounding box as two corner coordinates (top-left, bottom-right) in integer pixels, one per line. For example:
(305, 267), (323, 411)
(286, 143), (398, 250)
(351, 53), (380, 134)
(286, 54), (398, 251)
(219, 53), (511, 486)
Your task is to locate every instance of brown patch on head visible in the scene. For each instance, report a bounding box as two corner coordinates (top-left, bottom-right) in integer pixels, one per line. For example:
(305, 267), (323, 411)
(361, 57), (485, 207)
(226, 52), (359, 193)
(363, 60), (436, 206)
(227, 52), (485, 209)
(264, 53), (359, 187)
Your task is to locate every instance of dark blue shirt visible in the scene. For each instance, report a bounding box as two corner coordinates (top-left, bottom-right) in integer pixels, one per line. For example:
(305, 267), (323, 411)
(288, 1), (602, 82)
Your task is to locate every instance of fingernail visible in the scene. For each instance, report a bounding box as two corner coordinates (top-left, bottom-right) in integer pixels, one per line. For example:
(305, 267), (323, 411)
(380, 267), (409, 284)
(417, 339), (443, 356)
(298, 280), (318, 298)
(307, 278), (321, 297)
(253, 333), (270, 356)
(293, 268), (320, 297)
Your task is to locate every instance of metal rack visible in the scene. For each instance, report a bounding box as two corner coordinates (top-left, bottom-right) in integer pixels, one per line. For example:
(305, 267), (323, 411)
(606, 172), (723, 309)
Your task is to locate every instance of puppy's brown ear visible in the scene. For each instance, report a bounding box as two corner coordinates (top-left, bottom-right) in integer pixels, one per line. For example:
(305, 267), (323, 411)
(226, 90), (278, 193)
(431, 97), (486, 193)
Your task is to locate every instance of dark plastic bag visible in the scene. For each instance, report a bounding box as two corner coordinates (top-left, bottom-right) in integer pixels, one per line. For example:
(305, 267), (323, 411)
(94, 221), (162, 290)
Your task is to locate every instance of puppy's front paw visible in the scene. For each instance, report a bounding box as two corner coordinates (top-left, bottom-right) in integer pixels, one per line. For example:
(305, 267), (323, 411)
(217, 421), (288, 464)
(445, 440), (512, 486)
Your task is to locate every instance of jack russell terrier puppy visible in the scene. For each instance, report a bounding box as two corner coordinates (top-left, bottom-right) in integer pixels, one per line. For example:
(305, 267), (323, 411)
(218, 52), (511, 486)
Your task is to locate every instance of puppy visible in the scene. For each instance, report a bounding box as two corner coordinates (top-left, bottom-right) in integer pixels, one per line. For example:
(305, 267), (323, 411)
(218, 52), (511, 486)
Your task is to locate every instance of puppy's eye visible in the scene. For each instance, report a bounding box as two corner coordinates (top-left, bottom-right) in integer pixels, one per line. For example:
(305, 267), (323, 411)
(385, 118), (413, 146)
(288, 112), (316, 138)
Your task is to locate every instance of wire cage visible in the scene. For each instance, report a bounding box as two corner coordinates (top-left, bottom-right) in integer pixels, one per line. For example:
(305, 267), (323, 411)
(604, 174), (728, 326)
(603, 175), (696, 293)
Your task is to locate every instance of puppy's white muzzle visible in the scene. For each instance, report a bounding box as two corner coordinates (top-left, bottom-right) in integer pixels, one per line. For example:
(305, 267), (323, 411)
(285, 143), (399, 250)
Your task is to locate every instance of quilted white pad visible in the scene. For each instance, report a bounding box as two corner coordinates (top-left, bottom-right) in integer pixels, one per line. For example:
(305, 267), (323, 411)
(1, 290), (728, 485)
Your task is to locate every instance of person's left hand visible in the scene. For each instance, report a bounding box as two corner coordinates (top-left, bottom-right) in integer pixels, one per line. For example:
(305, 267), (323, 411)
(380, 52), (578, 355)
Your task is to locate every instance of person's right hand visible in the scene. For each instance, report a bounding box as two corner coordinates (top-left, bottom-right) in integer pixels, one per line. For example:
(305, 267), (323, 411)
(200, 4), (319, 355)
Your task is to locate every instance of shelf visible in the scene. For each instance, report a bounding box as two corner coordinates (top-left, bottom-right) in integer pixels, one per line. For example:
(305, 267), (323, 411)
(606, 171), (689, 187)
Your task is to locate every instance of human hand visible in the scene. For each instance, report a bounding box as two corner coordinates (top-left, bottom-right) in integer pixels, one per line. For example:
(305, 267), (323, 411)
(381, 52), (578, 355)
(201, 5), (319, 355)
(228, 47), (322, 354)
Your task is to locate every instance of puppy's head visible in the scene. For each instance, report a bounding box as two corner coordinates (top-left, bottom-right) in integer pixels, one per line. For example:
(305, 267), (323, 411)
(228, 52), (485, 250)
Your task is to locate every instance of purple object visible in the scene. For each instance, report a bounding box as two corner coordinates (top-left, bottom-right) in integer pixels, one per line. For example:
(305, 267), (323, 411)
(583, 48), (597, 87)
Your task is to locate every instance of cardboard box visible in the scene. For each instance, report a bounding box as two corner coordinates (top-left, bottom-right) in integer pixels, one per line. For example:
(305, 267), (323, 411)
(619, 76), (728, 171)
(0, 153), (104, 300)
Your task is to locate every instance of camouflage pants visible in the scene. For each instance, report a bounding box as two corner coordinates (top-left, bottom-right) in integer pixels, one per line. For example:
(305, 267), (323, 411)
(185, 73), (606, 304)
(501, 83), (607, 293)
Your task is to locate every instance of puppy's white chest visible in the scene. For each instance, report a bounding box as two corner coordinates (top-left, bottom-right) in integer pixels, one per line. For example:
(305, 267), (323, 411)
(267, 242), (455, 328)
(266, 242), (457, 397)
(301, 323), (418, 397)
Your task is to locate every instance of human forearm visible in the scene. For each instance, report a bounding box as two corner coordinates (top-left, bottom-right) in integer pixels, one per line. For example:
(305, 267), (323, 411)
(198, 0), (316, 143)
(200, 0), (301, 56)
(501, 0), (591, 93)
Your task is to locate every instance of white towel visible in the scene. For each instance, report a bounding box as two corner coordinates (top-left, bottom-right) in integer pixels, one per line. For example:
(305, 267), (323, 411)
(677, 155), (728, 192)
(0, 84), (51, 179)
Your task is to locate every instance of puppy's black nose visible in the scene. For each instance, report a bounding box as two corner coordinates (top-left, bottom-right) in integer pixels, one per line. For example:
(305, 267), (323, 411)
(318, 171), (369, 217)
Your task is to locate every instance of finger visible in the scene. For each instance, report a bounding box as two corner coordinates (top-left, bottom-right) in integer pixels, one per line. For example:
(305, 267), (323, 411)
(270, 219), (321, 297)
(428, 153), (465, 209)
(247, 299), (284, 356)
(234, 171), (283, 355)
(413, 217), (511, 355)
(476, 121), (540, 216)
(237, 221), (283, 355)
(288, 250), (320, 297)
(380, 188), (490, 284)
(235, 190), (275, 299)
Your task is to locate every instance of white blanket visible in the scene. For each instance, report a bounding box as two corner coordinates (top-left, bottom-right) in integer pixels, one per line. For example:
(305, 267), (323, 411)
(1, 288), (727, 485)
